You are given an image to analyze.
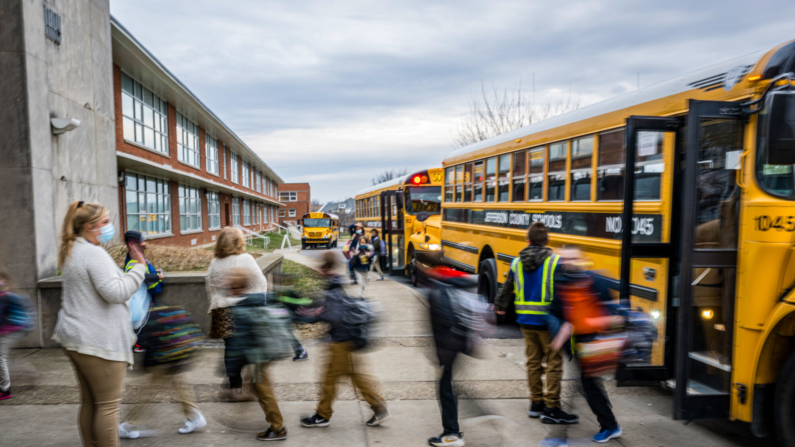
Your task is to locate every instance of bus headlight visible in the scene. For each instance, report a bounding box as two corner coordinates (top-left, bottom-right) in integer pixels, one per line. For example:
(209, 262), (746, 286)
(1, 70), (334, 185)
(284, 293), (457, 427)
(419, 243), (441, 251)
(701, 309), (714, 320)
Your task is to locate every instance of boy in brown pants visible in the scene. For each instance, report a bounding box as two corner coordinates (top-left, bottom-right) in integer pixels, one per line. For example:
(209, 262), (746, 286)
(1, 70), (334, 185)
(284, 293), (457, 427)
(495, 222), (578, 424)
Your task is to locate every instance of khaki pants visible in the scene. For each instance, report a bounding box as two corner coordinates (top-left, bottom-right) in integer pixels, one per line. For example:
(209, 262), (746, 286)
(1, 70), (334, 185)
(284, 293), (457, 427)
(122, 366), (200, 425)
(369, 255), (384, 277)
(521, 326), (562, 408)
(64, 349), (128, 447)
(317, 342), (386, 420)
(251, 362), (284, 431)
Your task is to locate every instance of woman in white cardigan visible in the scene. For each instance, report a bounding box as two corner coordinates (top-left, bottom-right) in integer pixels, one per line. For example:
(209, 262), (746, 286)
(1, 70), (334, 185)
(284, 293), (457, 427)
(53, 201), (147, 447)
(205, 227), (267, 397)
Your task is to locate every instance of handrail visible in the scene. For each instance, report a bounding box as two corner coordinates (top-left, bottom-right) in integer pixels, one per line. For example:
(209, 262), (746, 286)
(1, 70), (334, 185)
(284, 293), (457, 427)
(234, 225), (270, 249)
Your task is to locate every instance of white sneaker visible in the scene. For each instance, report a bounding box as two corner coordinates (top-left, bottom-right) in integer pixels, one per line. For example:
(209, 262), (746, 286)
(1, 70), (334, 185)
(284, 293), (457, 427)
(118, 422), (140, 439)
(178, 410), (207, 434)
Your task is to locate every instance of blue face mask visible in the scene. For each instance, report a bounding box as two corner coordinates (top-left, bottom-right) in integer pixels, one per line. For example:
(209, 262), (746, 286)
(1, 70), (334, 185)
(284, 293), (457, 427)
(95, 223), (115, 244)
(356, 230), (362, 234)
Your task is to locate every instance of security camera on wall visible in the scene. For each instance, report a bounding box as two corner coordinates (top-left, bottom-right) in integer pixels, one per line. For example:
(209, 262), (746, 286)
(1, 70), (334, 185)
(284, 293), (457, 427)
(51, 118), (81, 135)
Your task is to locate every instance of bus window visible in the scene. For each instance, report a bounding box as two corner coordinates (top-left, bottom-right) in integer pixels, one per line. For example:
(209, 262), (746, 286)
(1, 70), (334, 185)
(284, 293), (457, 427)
(445, 167), (454, 202)
(512, 151), (527, 202)
(473, 161), (484, 201)
(498, 154), (511, 201)
(571, 136), (593, 201)
(485, 157), (497, 202)
(455, 165), (464, 203)
(529, 148), (544, 200)
(548, 142), (566, 201)
(635, 131), (664, 200)
(303, 217), (331, 228)
(597, 129), (625, 201)
(463, 163), (473, 202)
(405, 186), (442, 214)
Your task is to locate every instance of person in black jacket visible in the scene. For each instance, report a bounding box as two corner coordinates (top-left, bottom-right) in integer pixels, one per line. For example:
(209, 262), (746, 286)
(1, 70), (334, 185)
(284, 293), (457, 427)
(299, 252), (389, 429)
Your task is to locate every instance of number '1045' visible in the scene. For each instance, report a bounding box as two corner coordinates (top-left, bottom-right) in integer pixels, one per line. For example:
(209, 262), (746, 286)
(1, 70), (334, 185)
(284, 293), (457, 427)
(754, 215), (795, 232)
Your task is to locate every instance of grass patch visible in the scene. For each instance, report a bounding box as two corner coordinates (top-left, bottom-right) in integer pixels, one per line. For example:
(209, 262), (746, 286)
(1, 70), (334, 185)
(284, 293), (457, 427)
(282, 259), (326, 301)
(245, 231), (302, 252)
(108, 244), (215, 272)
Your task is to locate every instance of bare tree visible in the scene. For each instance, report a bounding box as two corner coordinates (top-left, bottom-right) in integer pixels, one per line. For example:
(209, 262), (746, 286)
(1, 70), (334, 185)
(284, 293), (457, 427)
(311, 199), (323, 212)
(453, 81), (580, 148)
(371, 168), (409, 186)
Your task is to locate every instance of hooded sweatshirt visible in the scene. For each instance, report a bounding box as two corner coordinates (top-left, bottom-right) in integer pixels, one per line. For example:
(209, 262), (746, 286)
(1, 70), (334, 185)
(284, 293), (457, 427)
(494, 245), (555, 326)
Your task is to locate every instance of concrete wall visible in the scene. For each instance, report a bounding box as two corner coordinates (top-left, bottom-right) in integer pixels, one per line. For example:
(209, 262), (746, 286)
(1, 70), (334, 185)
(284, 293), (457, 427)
(0, 0), (118, 346)
(34, 253), (283, 348)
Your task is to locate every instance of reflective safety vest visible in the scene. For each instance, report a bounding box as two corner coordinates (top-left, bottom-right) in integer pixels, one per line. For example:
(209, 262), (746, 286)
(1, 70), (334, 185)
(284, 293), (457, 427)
(511, 255), (560, 324)
(125, 259), (162, 292)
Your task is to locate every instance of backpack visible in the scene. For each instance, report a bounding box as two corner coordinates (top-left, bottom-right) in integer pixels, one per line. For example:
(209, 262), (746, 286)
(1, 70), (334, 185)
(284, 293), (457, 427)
(137, 304), (204, 369)
(428, 282), (484, 357)
(0, 292), (35, 335)
(341, 295), (375, 350)
(342, 240), (353, 260)
(129, 283), (152, 331)
(232, 296), (295, 365)
(372, 237), (386, 256)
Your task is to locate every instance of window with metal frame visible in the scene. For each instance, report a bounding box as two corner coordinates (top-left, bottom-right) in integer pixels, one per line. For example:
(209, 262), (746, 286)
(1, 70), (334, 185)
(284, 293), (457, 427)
(177, 113), (200, 168)
(571, 135), (594, 201)
(256, 170), (261, 193)
(512, 151), (527, 202)
(548, 142), (566, 201)
(485, 157), (497, 202)
(455, 165), (464, 202)
(231, 152), (239, 184)
(207, 191), (220, 230)
(206, 135), (219, 175)
(222, 146), (227, 179)
(498, 154), (511, 201)
(528, 147), (544, 200)
(597, 129), (625, 201)
(179, 185), (202, 232)
(279, 191), (297, 202)
(445, 167), (454, 202)
(121, 73), (168, 153)
(463, 163), (473, 202)
(232, 198), (240, 226)
(243, 199), (251, 225)
(242, 161), (250, 188)
(473, 161), (484, 202)
(125, 173), (171, 235)
(279, 209), (286, 218)
(289, 209), (296, 217)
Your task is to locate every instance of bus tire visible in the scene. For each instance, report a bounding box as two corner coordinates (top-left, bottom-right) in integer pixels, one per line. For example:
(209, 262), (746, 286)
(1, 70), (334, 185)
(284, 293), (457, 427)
(410, 250), (419, 287)
(327, 241), (332, 250)
(775, 348), (795, 446)
(478, 258), (497, 304)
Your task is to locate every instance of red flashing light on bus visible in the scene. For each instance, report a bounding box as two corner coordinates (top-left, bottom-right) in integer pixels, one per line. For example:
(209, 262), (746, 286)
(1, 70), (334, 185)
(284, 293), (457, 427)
(412, 175), (423, 185)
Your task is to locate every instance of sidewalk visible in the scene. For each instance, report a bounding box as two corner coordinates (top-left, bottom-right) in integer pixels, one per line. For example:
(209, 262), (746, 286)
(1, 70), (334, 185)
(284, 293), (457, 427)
(0, 250), (767, 446)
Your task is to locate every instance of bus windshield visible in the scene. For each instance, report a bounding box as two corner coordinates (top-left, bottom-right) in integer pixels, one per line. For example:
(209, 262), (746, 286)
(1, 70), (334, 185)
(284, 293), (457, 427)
(405, 186), (442, 215)
(303, 218), (331, 228)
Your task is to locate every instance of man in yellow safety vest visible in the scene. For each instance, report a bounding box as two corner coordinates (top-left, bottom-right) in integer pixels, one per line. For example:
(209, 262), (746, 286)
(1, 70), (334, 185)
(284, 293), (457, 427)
(495, 222), (578, 425)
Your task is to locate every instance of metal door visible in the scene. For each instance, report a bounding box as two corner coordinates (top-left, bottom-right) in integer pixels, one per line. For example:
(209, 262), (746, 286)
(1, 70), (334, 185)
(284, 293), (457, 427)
(616, 115), (682, 384)
(380, 190), (405, 275)
(673, 100), (744, 420)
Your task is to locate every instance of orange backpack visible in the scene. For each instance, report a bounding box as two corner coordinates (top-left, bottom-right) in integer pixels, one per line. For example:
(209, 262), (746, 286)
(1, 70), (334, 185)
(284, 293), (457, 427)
(558, 277), (609, 336)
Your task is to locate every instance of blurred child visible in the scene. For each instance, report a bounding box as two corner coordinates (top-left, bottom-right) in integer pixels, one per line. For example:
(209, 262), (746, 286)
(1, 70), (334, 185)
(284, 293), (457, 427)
(299, 252), (389, 429)
(548, 247), (625, 443)
(0, 270), (34, 400)
(352, 236), (374, 298)
(223, 268), (292, 441)
(369, 229), (385, 281)
(270, 274), (312, 361)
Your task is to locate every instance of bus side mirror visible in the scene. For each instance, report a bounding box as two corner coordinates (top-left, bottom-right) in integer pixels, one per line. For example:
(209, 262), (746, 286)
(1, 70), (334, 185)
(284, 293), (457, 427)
(764, 91), (795, 165)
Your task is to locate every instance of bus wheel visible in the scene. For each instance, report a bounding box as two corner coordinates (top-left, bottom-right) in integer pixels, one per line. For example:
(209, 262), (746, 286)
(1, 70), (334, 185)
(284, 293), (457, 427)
(410, 251), (419, 287)
(775, 349), (795, 445)
(478, 258), (497, 304)
(326, 241), (332, 250)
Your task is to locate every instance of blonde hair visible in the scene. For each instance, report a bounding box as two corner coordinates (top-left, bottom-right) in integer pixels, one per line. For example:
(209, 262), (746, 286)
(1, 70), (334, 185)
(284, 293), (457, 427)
(214, 227), (246, 259)
(59, 201), (109, 268)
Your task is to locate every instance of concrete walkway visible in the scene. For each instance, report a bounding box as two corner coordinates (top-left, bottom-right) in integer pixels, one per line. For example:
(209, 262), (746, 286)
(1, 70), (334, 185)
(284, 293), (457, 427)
(0, 249), (770, 446)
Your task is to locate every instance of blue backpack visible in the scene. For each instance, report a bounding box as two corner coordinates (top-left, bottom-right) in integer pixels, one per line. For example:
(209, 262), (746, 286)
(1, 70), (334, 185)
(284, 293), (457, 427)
(0, 292), (35, 334)
(129, 283), (152, 331)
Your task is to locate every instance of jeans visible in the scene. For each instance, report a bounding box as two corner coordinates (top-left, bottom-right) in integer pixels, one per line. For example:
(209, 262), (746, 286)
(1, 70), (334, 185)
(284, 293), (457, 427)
(224, 337), (246, 389)
(439, 363), (459, 435)
(581, 370), (617, 430)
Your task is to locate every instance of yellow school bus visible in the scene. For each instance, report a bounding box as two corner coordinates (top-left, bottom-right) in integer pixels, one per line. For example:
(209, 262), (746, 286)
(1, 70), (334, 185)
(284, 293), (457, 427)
(440, 39), (795, 442)
(300, 213), (339, 249)
(355, 168), (444, 285)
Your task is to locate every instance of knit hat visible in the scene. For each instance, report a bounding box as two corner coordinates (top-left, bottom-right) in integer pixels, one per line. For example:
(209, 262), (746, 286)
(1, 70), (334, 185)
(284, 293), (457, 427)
(124, 230), (145, 243)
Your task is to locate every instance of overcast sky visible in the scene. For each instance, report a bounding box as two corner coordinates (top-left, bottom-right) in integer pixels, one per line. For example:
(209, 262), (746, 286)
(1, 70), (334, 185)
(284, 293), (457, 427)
(110, 0), (795, 203)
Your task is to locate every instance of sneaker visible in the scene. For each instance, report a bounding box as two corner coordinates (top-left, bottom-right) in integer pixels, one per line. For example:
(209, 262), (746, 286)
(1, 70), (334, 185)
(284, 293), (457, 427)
(118, 422), (140, 439)
(257, 426), (287, 441)
(300, 413), (330, 428)
(365, 409), (390, 426)
(133, 343), (145, 353)
(377, 276), (385, 281)
(428, 432), (465, 446)
(293, 348), (308, 361)
(593, 425), (622, 443)
(0, 388), (11, 401)
(540, 406), (579, 425)
(528, 402), (545, 418)
(179, 410), (207, 434)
